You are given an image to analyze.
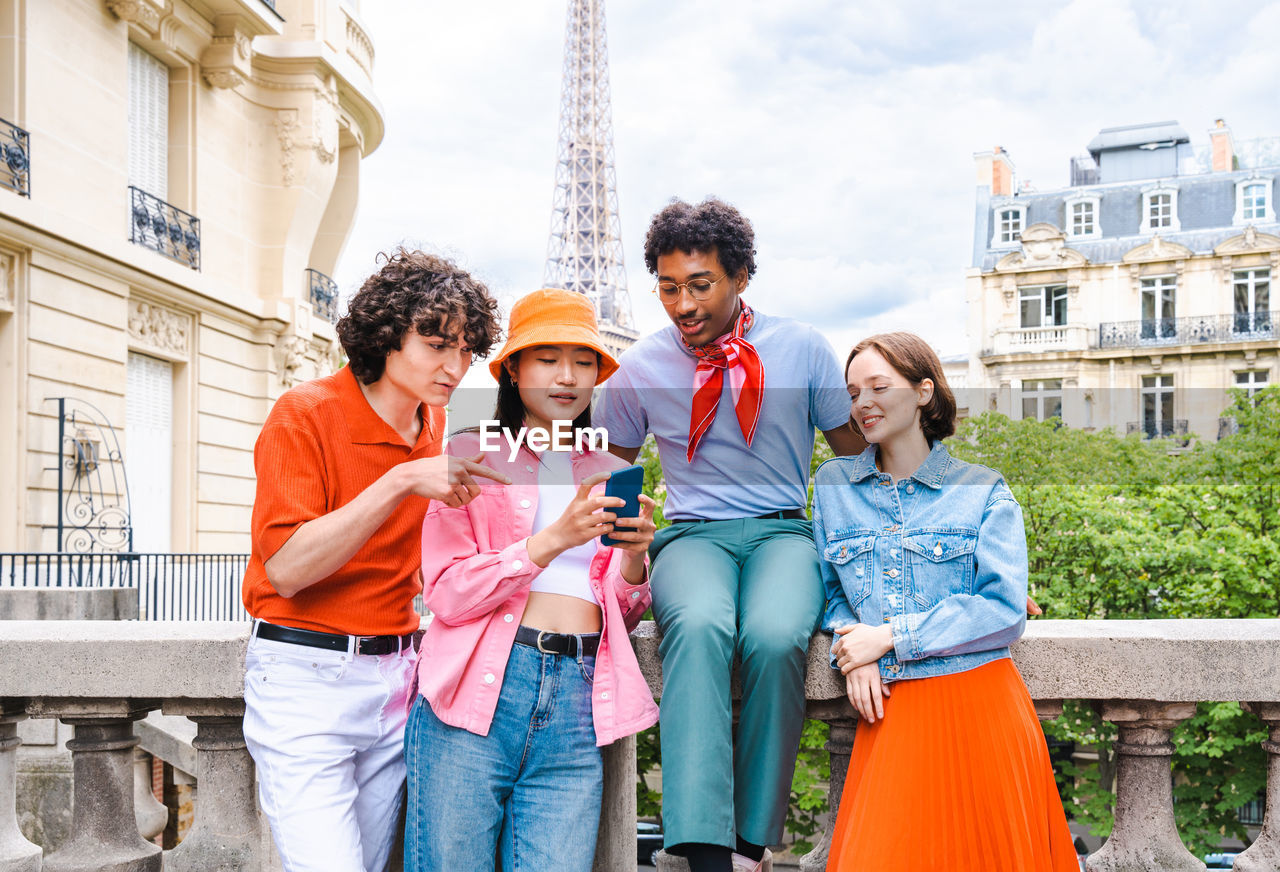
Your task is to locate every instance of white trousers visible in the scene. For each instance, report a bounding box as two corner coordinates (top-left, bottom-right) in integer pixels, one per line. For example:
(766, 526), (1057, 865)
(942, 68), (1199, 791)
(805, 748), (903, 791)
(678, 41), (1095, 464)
(243, 632), (417, 872)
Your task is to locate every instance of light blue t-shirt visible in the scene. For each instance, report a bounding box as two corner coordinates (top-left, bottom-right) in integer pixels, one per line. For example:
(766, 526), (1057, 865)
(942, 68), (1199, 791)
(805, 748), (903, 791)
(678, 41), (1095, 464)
(595, 310), (849, 520)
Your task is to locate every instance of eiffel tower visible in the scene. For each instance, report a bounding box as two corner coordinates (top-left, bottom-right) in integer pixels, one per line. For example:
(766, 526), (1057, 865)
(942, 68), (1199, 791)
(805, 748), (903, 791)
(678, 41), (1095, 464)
(543, 0), (638, 360)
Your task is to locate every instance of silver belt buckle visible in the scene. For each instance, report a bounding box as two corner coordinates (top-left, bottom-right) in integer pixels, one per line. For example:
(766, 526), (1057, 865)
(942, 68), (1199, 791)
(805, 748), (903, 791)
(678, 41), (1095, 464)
(535, 630), (553, 654)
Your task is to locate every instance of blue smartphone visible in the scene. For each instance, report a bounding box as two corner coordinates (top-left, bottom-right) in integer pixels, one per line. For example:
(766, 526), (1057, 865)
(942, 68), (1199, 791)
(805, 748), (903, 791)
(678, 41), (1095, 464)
(600, 464), (644, 547)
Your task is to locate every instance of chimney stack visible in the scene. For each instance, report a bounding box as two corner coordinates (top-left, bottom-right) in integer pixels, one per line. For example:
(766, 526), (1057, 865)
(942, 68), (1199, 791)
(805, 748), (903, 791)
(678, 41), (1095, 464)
(1209, 119), (1235, 172)
(973, 146), (1015, 196)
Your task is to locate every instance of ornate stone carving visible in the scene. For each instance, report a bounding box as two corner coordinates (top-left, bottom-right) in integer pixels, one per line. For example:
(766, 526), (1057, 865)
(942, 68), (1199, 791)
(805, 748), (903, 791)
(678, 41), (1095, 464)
(275, 335), (309, 387)
(1215, 228), (1280, 256)
(1124, 236), (1194, 264)
(275, 93), (339, 185)
(995, 223), (1088, 272)
(317, 341), (342, 379)
(0, 252), (13, 310)
(1000, 276), (1016, 309)
(104, 0), (166, 33)
(313, 92), (338, 165)
(201, 16), (253, 90)
(128, 299), (190, 358)
(275, 109), (300, 186)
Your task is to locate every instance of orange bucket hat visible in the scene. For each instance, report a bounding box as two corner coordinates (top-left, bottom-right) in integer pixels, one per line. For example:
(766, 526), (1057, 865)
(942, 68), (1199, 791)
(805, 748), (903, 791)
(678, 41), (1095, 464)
(488, 288), (620, 384)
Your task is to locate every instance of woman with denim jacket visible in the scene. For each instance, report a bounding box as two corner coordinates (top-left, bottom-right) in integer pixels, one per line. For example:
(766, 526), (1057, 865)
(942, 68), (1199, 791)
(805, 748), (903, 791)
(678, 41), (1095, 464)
(403, 289), (660, 872)
(814, 332), (1077, 871)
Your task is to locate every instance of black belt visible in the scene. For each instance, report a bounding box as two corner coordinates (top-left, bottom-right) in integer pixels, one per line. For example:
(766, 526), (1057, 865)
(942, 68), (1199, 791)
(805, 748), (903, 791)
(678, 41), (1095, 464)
(254, 621), (420, 656)
(513, 625), (601, 658)
(682, 508), (807, 523)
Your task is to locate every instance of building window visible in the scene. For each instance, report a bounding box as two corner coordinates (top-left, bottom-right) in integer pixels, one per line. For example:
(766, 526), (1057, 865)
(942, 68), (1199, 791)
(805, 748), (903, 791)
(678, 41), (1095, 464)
(1235, 370), (1269, 398)
(1021, 379), (1063, 421)
(126, 352), (173, 552)
(1140, 276), (1176, 340)
(1020, 285), (1068, 328)
(993, 205), (1025, 246)
(128, 43), (169, 200)
(1140, 186), (1180, 234)
(1065, 196), (1101, 239)
(1233, 268), (1271, 334)
(1141, 374), (1174, 438)
(1234, 178), (1275, 224)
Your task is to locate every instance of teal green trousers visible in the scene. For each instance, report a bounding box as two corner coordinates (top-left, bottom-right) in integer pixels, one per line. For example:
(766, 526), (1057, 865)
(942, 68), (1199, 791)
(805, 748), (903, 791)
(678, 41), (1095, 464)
(649, 518), (824, 849)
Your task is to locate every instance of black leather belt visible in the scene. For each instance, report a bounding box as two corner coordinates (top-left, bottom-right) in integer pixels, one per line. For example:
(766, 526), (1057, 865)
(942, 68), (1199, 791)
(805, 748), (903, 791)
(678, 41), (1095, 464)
(681, 508), (807, 523)
(254, 621), (419, 656)
(514, 625), (601, 658)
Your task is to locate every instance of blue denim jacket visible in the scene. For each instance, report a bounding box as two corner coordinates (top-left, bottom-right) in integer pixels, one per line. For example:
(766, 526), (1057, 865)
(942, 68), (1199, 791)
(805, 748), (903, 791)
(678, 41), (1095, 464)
(813, 441), (1027, 683)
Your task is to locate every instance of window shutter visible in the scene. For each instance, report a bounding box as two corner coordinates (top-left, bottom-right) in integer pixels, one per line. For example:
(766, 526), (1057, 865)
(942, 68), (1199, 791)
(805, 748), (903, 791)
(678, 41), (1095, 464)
(126, 352), (173, 553)
(128, 43), (168, 200)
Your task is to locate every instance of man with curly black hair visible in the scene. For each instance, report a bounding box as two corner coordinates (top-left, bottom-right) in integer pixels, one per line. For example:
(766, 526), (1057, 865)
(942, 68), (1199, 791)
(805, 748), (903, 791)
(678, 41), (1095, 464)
(597, 198), (864, 872)
(241, 248), (508, 872)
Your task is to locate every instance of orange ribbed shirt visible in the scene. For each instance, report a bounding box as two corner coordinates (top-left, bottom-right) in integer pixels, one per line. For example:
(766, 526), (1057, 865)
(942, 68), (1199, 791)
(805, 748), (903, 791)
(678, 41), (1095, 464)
(241, 365), (443, 635)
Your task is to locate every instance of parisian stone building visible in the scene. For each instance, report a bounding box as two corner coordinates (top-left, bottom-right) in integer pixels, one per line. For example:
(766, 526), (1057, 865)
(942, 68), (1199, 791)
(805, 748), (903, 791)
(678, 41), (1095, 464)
(0, 0), (381, 559)
(962, 120), (1278, 440)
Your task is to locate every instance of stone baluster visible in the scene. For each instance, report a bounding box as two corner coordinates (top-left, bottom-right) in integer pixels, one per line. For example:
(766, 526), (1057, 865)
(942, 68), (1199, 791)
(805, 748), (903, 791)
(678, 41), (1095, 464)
(132, 749), (166, 842)
(799, 708), (856, 872)
(161, 702), (261, 872)
(1086, 701), (1203, 872)
(1235, 702), (1280, 872)
(593, 735), (637, 872)
(1, 699), (41, 872)
(30, 699), (161, 872)
(1035, 698), (1064, 722)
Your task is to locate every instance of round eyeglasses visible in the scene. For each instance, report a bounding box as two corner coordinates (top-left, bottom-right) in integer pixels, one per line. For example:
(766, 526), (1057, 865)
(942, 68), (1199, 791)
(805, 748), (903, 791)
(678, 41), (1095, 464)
(653, 273), (726, 302)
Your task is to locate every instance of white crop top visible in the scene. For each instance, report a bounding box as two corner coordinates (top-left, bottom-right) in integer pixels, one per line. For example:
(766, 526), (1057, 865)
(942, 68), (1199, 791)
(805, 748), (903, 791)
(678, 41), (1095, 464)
(528, 449), (600, 605)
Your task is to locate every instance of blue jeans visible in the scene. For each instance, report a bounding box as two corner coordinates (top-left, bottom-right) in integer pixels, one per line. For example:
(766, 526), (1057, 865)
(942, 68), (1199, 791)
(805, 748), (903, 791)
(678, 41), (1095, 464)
(403, 641), (602, 872)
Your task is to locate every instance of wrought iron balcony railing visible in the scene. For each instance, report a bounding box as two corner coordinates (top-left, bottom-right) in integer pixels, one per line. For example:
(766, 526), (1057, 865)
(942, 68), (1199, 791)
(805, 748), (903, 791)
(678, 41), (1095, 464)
(0, 551), (248, 621)
(129, 186), (200, 270)
(1127, 419), (1189, 441)
(0, 117), (30, 197)
(1099, 311), (1277, 349)
(307, 268), (339, 324)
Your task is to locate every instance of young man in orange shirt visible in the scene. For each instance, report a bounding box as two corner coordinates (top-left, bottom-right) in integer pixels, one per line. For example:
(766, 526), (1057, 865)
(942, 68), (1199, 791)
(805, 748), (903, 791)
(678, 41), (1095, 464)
(241, 249), (508, 872)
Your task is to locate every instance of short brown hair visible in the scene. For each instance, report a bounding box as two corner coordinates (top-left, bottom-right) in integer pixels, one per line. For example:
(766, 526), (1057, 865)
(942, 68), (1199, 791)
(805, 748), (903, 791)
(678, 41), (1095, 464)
(846, 332), (956, 442)
(337, 248), (501, 384)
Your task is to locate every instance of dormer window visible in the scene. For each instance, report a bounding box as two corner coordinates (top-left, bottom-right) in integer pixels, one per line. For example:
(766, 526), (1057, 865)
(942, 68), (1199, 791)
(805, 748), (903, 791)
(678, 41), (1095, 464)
(992, 204), (1025, 247)
(1140, 185), (1180, 234)
(1234, 178), (1274, 225)
(1065, 194), (1101, 239)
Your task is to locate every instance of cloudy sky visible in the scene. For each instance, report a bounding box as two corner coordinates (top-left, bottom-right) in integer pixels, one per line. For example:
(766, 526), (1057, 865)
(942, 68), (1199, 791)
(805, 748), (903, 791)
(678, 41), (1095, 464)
(334, 0), (1280, 387)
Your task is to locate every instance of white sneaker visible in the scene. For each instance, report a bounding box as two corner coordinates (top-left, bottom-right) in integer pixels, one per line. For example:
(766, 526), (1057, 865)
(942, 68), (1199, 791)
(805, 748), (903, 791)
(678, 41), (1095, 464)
(730, 848), (773, 872)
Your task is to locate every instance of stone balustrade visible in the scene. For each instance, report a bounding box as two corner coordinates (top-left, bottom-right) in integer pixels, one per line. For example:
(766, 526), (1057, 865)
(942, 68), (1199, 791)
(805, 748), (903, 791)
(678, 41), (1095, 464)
(0, 619), (1278, 872)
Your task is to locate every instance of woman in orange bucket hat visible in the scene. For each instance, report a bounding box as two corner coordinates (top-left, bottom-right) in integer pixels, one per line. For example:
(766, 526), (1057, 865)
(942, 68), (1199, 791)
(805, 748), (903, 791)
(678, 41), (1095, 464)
(404, 288), (659, 872)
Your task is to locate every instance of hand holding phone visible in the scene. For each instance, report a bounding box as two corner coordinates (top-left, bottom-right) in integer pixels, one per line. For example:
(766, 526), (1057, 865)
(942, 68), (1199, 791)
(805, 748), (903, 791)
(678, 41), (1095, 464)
(600, 464), (644, 547)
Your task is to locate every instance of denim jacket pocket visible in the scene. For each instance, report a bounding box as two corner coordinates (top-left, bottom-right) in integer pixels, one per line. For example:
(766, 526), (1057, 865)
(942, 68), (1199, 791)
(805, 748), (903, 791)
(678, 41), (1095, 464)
(903, 531), (977, 608)
(823, 533), (875, 609)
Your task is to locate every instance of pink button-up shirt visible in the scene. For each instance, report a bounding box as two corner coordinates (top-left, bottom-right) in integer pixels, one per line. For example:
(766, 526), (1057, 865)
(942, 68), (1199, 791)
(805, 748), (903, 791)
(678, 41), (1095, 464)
(416, 430), (659, 746)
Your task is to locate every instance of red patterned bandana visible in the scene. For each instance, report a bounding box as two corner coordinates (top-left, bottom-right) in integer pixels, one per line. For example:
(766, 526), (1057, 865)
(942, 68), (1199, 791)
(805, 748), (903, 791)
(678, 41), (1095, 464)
(684, 304), (764, 462)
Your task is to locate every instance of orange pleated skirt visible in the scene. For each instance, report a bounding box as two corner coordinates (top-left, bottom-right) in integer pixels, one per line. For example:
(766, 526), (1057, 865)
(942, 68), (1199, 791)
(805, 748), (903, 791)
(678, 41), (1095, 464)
(827, 658), (1079, 872)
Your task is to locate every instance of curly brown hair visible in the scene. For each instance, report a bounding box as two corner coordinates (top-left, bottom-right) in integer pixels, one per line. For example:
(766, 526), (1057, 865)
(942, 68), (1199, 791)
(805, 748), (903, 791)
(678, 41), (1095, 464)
(337, 248), (501, 384)
(846, 332), (957, 443)
(643, 197), (758, 280)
